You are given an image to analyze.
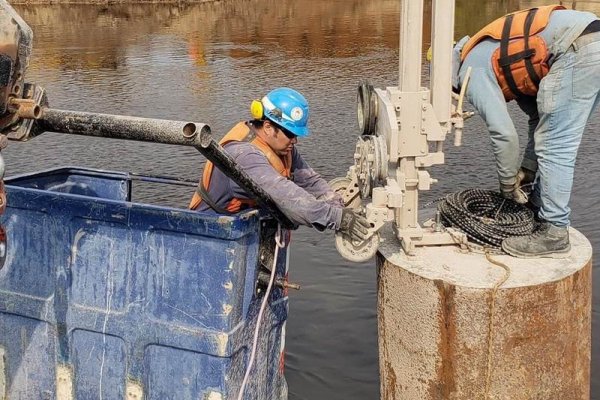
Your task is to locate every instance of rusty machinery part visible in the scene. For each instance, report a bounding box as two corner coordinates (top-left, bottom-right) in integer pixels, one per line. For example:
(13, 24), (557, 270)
(256, 270), (300, 292)
(354, 134), (388, 198)
(329, 176), (361, 209)
(335, 230), (380, 262)
(9, 97), (41, 119)
(357, 81), (378, 136)
(4, 84), (47, 141)
(0, 1), (33, 124)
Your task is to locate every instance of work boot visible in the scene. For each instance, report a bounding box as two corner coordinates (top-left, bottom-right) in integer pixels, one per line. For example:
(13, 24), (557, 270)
(502, 222), (570, 259)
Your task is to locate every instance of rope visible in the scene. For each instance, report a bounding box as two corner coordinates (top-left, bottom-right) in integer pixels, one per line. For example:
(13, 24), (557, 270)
(454, 242), (512, 397)
(437, 189), (536, 250)
(483, 250), (511, 398)
(237, 224), (285, 400)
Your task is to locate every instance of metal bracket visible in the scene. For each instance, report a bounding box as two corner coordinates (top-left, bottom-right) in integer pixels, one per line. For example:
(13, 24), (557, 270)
(4, 83), (47, 141)
(398, 225), (468, 255)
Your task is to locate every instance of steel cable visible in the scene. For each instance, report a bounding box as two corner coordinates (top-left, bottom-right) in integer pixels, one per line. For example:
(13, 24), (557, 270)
(437, 189), (536, 249)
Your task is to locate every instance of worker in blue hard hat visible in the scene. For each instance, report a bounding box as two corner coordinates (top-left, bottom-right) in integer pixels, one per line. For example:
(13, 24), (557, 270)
(189, 87), (369, 240)
(452, 6), (600, 258)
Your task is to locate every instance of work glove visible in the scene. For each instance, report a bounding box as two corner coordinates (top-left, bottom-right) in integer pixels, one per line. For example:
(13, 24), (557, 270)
(338, 208), (371, 242)
(500, 181), (528, 204)
(516, 167), (536, 188)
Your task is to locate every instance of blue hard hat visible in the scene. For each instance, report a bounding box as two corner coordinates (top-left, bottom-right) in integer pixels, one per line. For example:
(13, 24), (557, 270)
(262, 88), (310, 137)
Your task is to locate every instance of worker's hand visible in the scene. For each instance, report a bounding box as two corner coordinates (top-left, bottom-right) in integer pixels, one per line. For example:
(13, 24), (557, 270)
(516, 167), (536, 188)
(500, 181), (528, 204)
(338, 208), (371, 242)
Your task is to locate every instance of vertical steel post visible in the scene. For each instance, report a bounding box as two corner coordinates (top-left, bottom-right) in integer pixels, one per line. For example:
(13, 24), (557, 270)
(398, 0), (423, 91)
(396, 0), (424, 236)
(430, 0), (455, 124)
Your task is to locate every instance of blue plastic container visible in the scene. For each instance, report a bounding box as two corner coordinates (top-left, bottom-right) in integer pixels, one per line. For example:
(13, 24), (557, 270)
(0, 167), (288, 400)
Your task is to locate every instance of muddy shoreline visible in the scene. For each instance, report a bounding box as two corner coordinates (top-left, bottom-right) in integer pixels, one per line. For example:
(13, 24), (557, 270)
(9, 0), (218, 5)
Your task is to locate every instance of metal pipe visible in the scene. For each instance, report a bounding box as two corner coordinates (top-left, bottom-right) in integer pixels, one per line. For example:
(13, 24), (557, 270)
(40, 108), (208, 146)
(38, 108), (295, 228)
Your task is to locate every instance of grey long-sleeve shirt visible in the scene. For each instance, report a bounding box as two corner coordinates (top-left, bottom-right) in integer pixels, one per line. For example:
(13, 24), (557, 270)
(455, 10), (597, 185)
(197, 140), (344, 230)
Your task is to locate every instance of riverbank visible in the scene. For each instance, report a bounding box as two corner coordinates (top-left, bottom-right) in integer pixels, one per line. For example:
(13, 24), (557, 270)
(9, 0), (219, 5)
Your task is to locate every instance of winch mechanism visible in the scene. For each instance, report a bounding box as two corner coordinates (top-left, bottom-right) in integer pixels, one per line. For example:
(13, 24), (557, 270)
(333, 0), (474, 261)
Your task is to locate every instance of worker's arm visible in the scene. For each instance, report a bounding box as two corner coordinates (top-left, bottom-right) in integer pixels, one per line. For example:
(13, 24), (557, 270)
(463, 60), (520, 185)
(290, 148), (344, 207)
(227, 143), (343, 230)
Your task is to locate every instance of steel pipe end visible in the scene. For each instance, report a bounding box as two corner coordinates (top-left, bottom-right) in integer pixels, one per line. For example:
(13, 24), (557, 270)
(27, 104), (41, 119)
(182, 122), (197, 139)
(198, 125), (213, 148)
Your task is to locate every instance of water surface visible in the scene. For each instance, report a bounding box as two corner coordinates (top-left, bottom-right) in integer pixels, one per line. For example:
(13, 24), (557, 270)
(8, 0), (600, 398)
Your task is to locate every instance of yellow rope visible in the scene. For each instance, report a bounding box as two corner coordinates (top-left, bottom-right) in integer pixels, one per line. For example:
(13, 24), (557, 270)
(483, 250), (511, 399)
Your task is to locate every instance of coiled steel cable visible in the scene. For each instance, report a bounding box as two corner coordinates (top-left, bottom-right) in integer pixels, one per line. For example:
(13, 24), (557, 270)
(437, 189), (536, 249)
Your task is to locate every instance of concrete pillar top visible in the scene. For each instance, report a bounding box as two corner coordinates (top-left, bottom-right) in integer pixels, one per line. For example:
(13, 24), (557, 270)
(378, 227), (592, 289)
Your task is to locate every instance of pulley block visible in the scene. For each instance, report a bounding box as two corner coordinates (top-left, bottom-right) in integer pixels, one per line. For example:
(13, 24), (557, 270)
(353, 135), (388, 198)
(357, 81), (378, 136)
(335, 231), (380, 262)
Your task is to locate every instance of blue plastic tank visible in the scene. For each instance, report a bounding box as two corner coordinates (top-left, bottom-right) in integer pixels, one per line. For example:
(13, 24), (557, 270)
(0, 167), (288, 400)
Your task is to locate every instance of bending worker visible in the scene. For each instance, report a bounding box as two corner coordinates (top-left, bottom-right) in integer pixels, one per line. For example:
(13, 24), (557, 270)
(453, 5), (600, 258)
(188, 87), (369, 241)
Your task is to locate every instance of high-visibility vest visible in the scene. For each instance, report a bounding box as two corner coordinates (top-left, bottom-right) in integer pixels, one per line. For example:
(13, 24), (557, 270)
(461, 5), (566, 101)
(188, 122), (292, 212)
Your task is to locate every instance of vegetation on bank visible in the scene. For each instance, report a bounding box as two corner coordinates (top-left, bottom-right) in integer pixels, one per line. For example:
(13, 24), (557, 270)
(9, 0), (219, 4)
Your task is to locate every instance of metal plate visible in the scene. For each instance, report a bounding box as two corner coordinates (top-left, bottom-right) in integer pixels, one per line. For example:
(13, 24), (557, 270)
(335, 231), (380, 262)
(329, 177), (361, 209)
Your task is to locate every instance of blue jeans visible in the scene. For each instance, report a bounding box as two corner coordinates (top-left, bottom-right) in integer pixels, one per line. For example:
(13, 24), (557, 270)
(527, 31), (600, 226)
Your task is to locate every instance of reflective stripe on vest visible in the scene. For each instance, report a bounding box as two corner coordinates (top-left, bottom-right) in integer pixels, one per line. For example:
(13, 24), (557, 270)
(461, 5), (565, 101)
(188, 122), (292, 212)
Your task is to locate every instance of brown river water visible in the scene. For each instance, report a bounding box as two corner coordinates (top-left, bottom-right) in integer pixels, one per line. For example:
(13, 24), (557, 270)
(6, 0), (600, 398)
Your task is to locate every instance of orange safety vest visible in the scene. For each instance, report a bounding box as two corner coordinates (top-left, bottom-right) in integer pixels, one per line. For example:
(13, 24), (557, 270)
(461, 5), (566, 101)
(188, 122), (292, 212)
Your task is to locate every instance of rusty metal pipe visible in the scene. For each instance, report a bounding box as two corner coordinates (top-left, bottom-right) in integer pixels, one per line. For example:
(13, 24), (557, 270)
(9, 98), (41, 119)
(37, 107), (295, 228)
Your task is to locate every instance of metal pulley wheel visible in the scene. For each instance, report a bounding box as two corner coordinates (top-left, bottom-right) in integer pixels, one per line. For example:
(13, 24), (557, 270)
(354, 135), (388, 198)
(328, 177), (361, 209)
(357, 81), (378, 136)
(335, 231), (380, 262)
